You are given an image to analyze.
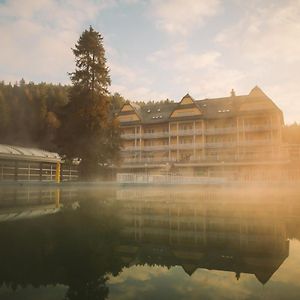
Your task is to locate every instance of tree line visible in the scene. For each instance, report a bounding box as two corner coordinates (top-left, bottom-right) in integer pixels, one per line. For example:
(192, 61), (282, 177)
(0, 26), (299, 177)
(0, 27), (128, 177)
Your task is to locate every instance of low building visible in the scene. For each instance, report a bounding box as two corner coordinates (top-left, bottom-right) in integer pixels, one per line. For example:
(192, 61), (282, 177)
(116, 86), (293, 180)
(0, 144), (78, 182)
(0, 144), (61, 182)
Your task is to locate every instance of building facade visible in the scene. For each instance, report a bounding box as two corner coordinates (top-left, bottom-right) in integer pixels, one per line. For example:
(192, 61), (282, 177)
(116, 86), (290, 179)
(0, 144), (78, 182)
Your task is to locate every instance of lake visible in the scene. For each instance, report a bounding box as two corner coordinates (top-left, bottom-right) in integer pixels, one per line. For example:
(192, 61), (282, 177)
(0, 184), (299, 300)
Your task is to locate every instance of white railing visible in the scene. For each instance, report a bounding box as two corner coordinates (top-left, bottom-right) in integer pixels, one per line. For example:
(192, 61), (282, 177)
(117, 173), (227, 185)
(121, 139), (277, 152)
(123, 157), (173, 164)
(122, 151), (288, 165)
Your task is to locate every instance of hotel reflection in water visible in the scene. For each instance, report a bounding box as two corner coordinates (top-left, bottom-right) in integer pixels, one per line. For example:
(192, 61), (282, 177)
(0, 186), (295, 286)
(115, 188), (290, 284)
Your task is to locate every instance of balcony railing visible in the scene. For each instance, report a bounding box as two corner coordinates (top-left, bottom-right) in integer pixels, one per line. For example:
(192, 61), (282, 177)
(121, 125), (279, 140)
(205, 141), (237, 148)
(170, 143), (204, 150)
(121, 146), (141, 152)
(205, 127), (237, 135)
(142, 132), (169, 139)
(123, 157), (173, 164)
(121, 133), (142, 140)
(170, 129), (203, 136)
(143, 145), (169, 151)
(122, 153), (288, 165)
(121, 140), (277, 152)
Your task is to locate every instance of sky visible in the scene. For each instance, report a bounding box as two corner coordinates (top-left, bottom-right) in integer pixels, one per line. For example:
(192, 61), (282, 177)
(0, 0), (300, 123)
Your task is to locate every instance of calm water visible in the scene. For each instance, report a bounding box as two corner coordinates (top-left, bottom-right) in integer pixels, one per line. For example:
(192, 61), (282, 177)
(0, 185), (300, 300)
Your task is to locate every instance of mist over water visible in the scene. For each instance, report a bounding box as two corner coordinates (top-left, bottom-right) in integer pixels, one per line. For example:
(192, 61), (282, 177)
(0, 184), (300, 300)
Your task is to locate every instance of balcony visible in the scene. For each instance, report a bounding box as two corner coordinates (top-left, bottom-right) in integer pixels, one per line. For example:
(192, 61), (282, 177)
(143, 132), (169, 139)
(122, 152), (287, 166)
(170, 143), (204, 150)
(121, 139), (276, 152)
(121, 146), (140, 152)
(123, 157), (173, 164)
(205, 127), (237, 135)
(205, 141), (237, 148)
(121, 133), (141, 140)
(143, 145), (169, 151)
(170, 129), (203, 136)
(120, 125), (279, 140)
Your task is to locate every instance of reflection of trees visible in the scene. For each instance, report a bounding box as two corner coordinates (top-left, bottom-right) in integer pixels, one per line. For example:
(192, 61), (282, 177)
(0, 199), (123, 300)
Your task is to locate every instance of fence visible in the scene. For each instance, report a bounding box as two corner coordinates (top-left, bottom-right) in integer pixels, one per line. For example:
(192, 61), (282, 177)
(116, 173), (227, 185)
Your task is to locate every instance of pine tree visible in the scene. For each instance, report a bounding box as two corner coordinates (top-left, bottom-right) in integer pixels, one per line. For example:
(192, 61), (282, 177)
(59, 26), (121, 178)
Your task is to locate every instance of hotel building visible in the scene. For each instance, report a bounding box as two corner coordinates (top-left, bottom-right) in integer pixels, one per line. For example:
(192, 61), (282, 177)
(116, 86), (289, 179)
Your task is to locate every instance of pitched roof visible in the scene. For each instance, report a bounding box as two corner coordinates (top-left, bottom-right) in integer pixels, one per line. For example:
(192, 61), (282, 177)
(117, 86), (282, 124)
(0, 144), (60, 163)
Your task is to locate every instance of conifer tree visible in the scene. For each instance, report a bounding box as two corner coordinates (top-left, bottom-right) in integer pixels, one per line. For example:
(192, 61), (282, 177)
(59, 26), (121, 177)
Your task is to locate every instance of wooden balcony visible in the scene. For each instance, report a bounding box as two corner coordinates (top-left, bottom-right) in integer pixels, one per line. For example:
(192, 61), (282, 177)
(120, 125), (278, 140)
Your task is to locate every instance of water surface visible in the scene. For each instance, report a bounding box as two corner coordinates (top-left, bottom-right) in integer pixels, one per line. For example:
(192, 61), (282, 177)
(0, 185), (299, 299)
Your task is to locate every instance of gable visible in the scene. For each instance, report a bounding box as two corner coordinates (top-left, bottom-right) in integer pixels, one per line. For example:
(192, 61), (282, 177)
(170, 94), (202, 118)
(117, 103), (140, 123)
(181, 97), (194, 105)
(121, 104), (135, 112)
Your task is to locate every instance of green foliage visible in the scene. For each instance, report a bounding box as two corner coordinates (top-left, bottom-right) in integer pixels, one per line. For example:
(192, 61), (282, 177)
(110, 92), (126, 112)
(0, 80), (68, 151)
(135, 98), (174, 107)
(58, 26), (121, 178)
(69, 26), (111, 95)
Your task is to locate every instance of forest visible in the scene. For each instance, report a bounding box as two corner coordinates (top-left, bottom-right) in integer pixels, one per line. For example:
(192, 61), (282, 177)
(0, 80), (128, 151)
(0, 79), (299, 152)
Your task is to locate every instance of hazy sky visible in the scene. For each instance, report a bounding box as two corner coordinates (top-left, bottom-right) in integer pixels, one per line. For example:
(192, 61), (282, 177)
(1, 0), (300, 123)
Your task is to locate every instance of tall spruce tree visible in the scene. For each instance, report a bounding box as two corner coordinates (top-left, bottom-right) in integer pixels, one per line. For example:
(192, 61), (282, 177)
(59, 26), (121, 177)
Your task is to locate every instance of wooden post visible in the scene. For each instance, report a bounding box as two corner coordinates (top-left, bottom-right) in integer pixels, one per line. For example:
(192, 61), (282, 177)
(55, 162), (61, 183)
(55, 188), (60, 208)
